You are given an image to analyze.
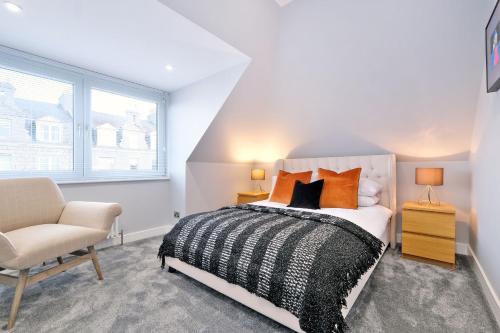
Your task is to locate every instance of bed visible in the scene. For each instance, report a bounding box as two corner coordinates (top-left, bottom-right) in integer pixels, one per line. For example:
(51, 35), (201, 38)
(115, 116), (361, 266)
(160, 154), (397, 332)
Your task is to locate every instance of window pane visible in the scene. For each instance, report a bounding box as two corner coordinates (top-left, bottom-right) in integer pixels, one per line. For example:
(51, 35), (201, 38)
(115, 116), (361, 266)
(91, 89), (158, 172)
(0, 67), (74, 172)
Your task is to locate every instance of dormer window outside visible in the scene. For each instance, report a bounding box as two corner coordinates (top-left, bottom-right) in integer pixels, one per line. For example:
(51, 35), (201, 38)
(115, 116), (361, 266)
(36, 117), (63, 144)
(95, 123), (117, 147)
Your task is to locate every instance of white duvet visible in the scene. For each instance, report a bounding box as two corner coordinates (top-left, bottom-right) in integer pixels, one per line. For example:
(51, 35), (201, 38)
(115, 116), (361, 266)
(250, 200), (392, 241)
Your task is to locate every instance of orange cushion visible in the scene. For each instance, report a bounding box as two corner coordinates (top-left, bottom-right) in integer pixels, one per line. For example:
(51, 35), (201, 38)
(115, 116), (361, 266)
(318, 168), (361, 209)
(270, 170), (313, 204)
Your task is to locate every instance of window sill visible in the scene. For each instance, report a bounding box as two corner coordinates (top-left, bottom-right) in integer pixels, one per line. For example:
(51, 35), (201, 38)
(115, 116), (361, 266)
(57, 177), (169, 185)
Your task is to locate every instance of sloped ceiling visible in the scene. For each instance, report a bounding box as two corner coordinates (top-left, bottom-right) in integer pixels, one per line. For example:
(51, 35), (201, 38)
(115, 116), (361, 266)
(168, 0), (490, 163)
(0, 0), (247, 91)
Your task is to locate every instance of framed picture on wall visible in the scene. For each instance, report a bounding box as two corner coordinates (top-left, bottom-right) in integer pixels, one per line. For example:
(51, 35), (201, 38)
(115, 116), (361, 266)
(486, 0), (500, 92)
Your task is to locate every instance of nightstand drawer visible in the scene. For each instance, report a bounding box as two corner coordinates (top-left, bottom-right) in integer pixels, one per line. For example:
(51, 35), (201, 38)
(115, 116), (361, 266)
(402, 209), (455, 238)
(402, 232), (455, 264)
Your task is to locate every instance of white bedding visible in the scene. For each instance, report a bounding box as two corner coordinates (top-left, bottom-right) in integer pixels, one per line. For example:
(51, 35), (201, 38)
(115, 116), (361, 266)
(250, 200), (393, 241)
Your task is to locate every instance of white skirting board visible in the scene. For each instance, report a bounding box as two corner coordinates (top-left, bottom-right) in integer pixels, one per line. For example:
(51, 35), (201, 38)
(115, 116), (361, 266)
(467, 246), (500, 326)
(97, 224), (173, 249)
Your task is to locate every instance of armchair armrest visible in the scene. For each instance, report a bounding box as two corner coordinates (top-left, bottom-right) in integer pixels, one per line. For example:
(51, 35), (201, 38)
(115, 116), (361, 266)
(0, 232), (18, 263)
(58, 201), (123, 232)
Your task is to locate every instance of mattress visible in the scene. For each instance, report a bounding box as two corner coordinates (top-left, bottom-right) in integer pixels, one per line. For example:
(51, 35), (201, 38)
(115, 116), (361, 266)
(250, 200), (392, 241)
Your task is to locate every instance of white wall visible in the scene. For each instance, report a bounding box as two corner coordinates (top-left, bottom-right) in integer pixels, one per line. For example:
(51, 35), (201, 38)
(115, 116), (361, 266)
(187, 0), (488, 163)
(59, 180), (169, 234)
(160, 0), (281, 164)
(470, 68), (500, 300)
(161, 0), (281, 220)
(186, 162), (253, 214)
(167, 64), (249, 221)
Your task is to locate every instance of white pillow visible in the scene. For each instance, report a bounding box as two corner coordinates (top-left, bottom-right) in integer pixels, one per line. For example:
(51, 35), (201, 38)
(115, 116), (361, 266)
(358, 195), (380, 207)
(358, 178), (383, 197)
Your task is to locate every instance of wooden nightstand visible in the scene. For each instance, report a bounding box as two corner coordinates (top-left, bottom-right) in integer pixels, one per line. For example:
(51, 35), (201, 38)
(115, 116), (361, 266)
(237, 192), (269, 204)
(402, 201), (456, 268)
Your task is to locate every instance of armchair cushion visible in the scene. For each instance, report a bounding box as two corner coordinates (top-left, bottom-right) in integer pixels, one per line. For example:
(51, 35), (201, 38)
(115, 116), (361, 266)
(0, 178), (65, 232)
(0, 224), (108, 270)
(58, 201), (122, 232)
(0, 232), (18, 263)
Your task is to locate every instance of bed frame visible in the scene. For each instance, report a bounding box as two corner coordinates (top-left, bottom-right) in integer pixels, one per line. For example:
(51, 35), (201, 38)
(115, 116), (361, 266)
(166, 154), (397, 332)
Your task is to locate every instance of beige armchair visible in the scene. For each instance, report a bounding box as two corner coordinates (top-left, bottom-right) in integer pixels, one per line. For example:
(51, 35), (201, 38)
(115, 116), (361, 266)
(0, 178), (122, 330)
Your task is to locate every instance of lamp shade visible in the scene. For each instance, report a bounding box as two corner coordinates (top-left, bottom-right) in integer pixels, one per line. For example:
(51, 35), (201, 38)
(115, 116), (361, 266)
(415, 168), (444, 186)
(251, 169), (266, 181)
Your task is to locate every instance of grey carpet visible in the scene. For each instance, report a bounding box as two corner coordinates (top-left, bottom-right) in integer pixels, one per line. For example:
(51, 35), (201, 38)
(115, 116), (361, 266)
(0, 237), (498, 333)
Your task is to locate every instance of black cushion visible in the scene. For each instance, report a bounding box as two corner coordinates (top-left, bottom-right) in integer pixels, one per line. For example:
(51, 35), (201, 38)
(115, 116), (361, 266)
(287, 179), (324, 210)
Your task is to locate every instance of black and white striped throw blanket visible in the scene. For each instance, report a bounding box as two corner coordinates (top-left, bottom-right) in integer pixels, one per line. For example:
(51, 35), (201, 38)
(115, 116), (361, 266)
(158, 204), (384, 333)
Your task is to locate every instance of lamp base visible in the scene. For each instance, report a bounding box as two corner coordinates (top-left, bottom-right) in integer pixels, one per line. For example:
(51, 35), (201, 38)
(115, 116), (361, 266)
(253, 182), (264, 193)
(417, 185), (440, 206)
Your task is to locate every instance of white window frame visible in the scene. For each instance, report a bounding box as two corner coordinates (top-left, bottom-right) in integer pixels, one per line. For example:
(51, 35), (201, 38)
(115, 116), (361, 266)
(85, 79), (167, 180)
(0, 47), (168, 182)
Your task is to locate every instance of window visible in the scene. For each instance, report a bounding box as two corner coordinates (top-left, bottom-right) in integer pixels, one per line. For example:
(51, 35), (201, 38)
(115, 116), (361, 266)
(91, 89), (158, 173)
(0, 67), (73, 173)
(0, 48), (166, 181)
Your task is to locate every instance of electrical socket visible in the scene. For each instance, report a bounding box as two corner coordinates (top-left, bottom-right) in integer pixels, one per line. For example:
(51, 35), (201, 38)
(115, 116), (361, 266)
(174, 211), (180, 218)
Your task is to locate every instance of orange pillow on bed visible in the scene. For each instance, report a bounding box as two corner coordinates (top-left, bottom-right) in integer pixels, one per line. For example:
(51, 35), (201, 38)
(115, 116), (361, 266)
(270, 170), (313, 204)
(318, 167), (361, 209)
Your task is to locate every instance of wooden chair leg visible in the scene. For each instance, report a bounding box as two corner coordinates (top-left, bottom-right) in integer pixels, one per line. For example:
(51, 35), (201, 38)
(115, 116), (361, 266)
(57, 257), (64, 265)
(7, 269), (29, 330)
(87, 246), (103, 281)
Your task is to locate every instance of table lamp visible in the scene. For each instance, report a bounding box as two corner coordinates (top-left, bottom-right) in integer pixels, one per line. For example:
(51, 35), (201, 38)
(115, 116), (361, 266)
(415, 168), (443, 205)
(251, 168), (266, 192)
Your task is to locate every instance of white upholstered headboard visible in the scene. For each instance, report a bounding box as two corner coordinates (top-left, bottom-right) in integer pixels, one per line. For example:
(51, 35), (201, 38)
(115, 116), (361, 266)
(273, 154), (397, 248)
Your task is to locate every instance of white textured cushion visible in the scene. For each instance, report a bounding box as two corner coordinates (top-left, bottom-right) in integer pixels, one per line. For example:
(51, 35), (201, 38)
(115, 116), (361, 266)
(358, 178), (383, 197)
(358, 195), (380, 207)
